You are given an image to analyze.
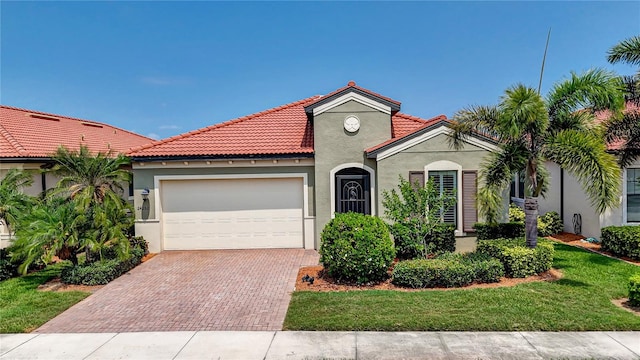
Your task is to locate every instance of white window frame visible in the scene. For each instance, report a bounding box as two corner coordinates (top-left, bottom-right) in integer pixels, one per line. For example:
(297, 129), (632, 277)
(425, 160), (463, 234)
(623, 167), (640, 225)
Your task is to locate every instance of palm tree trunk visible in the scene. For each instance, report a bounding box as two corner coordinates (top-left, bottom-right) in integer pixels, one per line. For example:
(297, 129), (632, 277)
(524, 197), (539, 248)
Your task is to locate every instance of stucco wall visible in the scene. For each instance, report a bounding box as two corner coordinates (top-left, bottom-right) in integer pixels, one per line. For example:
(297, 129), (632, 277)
(377, 133), (491, 233)
(313, 100), (391, 246)
(537, 161), (562, 216)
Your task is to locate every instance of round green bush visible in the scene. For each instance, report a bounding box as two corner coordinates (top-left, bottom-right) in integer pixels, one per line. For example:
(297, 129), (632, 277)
(320, 212), (396, 284)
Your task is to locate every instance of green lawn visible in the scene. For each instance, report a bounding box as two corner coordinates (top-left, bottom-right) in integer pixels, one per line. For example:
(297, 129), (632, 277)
(284, 243), (640, 331)
(0, 264), (90, 333)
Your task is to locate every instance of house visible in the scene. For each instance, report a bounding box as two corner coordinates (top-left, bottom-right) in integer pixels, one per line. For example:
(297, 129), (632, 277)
(0, 105), (154, 246)
(129, 82), (498, 253)
(532, 103), (640, 239)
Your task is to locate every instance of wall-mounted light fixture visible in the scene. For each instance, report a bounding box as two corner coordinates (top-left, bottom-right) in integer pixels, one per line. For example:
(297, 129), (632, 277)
(141, 188), (150, 200)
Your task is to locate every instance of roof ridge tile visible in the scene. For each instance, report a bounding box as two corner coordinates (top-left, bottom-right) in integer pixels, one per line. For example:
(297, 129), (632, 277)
(0, 122), (28, 155)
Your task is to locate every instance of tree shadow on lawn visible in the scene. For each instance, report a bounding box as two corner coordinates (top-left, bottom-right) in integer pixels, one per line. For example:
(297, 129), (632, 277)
(553, 278), (591, 288)
(553, 244), (622, 269)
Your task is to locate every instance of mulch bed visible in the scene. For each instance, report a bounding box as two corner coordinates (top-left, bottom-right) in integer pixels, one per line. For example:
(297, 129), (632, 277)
(547, 232), (640, 266)
(295, 265), (562, 292)
(611, 298), (640, 316)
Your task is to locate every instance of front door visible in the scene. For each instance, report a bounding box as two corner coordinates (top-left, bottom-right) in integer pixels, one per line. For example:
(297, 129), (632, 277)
(336, 169), (370, 215)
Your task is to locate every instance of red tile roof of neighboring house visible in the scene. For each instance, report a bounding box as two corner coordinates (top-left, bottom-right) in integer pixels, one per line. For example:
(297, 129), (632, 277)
(0, 105), (154, 158)
(128, 94), (440, 158)
(595, 102), (640, 150)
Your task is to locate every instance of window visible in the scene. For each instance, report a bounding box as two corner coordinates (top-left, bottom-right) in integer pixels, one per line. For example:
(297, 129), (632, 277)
(409, 171), (425, 189)
(510, 172), (525, 199)
(428, 170), (457, 225)
(627, 168), (640, 223)
(128, 178), (134, 198)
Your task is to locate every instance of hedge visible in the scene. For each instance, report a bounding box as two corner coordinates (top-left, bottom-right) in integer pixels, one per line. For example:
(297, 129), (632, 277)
(391, 252), (504, 288)
(473, 222), (525, 240)
(61, 247), (145, 285)
(476, 238), (554, 278)
(629, 274), (640, 307)
(601, 226), (640, 260)
(320, 212), (396, 284)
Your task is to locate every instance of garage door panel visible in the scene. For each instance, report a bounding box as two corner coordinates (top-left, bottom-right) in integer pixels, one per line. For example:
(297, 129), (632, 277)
(161, 178), (304, 250)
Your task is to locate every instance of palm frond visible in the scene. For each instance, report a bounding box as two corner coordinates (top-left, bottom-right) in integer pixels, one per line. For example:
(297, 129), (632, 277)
(607, 35), (640, 66)
(547, 69), (625, 122)
(449, 105), (501, 150)
(500, 84), (549, 139)
(543, 130), (621, 213)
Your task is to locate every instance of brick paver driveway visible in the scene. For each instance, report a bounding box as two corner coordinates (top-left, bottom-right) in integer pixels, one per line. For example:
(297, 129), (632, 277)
(35, 249), (319, 333)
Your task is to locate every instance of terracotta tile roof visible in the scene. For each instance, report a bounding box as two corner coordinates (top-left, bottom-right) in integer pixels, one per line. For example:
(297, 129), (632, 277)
(366, 115), (448, 154)
(128, 96), (322, 158)
(128, 92), (439, 159)
(595, 102), (640, 150)
(0, 105), (154, 158)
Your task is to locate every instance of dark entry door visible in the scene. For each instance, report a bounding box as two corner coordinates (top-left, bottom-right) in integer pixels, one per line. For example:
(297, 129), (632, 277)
(336, 173), (370, 215)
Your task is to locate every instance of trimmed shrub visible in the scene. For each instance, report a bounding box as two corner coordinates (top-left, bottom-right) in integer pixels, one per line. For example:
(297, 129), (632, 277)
(538, 211), (563, 237)
(320, 212), (396, 284)
(61, 247), (144, 285)
(391, 252), (504, 288)
(473, 222), (525, 240)
(476, 238), (554, 278)
(0, 249), (17, 281)
(601, 226), (640, 260)
(629, 274), (640, 307)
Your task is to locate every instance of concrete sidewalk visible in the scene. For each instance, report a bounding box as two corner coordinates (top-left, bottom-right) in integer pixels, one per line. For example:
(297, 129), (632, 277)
(1, 331), (638, 359)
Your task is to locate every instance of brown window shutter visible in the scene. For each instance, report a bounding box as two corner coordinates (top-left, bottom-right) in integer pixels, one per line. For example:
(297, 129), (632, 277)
(409, 171), (425, 189)
(462, 171), (478, 232)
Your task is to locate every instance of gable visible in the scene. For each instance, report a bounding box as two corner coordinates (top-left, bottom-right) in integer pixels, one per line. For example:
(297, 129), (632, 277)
(367, 121), (497, 161)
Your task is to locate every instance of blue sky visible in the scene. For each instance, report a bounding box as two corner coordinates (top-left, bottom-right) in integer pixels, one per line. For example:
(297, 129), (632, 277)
(1, 1), (639, 140)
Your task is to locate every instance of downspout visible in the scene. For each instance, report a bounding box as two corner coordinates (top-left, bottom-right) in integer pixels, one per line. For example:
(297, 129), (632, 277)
(41, 172), (46, 194)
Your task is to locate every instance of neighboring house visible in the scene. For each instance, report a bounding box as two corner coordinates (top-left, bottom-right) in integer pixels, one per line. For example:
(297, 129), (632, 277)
(129, 82), (498, 253)
(523, 103), (640, 239)
(0, 105), (154, 246)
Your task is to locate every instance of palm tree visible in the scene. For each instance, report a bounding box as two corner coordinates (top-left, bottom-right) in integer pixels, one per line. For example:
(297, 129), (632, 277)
(449, 69), (624, 247)
(605, 35), (640, 167)
(12, 198), (86, 273)
(50, 145), (132, 210)
(0, 169), (35, 237)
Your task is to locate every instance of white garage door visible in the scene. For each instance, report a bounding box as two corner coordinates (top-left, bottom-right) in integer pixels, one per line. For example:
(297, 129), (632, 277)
(161, 177), (304, 250)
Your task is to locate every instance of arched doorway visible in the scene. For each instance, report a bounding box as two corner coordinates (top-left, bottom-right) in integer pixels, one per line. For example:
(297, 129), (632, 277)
(335, 167), (371, 215)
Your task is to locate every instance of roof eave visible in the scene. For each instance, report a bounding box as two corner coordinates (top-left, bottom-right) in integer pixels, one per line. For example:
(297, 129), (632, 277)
(304, 87), (401, 115)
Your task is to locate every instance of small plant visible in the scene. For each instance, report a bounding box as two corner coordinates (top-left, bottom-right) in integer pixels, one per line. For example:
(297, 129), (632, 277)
(629, 274), (640, 307)
(537, 211), (563, 237)
(382, 176), (456, 259)
(0, 249), (17, 281)
(508, 203), (525, 223)
(476, 238), (554, 278)
(320, 212), (395, 285)
(601, 226), (640, 260)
